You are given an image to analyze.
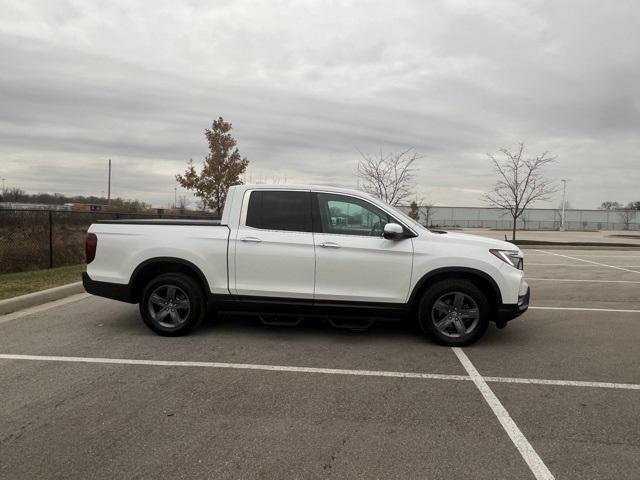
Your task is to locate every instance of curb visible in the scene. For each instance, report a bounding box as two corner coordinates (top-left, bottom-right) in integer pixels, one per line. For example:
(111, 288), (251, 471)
(0, 282), (85, 316)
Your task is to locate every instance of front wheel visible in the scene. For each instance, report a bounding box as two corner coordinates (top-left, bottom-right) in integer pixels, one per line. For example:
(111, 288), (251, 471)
(139, 273), (205, 336)
(418, 279), (490, 346)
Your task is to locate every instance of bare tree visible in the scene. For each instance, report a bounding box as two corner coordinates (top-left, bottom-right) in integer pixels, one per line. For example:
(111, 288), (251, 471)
(410, 197), (435, 227)
(357, 148), (421, 206)
(599, 201), (622, 210)
(483, 143), (558, 241)
(177, 195), (189, 212)
(618, 209), (636, 230)
(422, 203), (434, 227)
(521, 210), (530, 231)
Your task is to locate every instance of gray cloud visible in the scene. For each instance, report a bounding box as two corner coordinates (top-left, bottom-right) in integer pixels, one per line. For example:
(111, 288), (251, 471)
(1, 0), (639, 208)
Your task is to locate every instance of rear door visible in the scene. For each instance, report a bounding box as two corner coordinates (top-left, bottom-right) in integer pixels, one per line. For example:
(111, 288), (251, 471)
(233, 189), (315, 299)
(312, 192), (414, 303)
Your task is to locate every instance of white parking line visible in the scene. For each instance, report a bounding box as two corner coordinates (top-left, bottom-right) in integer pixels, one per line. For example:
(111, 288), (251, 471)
(0, 294), (90, 325)
(0, 353), (470, 382)
(524, 253), (640, 258)
(1, 354), (638, 391)
(534, 250), (640, 274)
(527, 263), (640, 267)
(483, 376), (640, 390)
(527, 278), (640, 284)
(530, 306), (640, 313)
(452, 348), (555, 480)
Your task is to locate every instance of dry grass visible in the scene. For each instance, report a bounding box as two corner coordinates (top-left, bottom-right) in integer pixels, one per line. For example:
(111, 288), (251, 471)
(0, 212), (90, 273)
(0, 264), (85, 300)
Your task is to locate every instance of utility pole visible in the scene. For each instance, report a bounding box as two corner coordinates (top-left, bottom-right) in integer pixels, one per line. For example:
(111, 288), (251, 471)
(1, 178), (5, 199)
(107, 159), (112, 204)
(174, 186), (177, 209)
(560, 179), (567, 231)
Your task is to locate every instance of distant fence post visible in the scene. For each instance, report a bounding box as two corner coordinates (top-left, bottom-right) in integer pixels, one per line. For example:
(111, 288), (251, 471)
(48, 210), (53, 268)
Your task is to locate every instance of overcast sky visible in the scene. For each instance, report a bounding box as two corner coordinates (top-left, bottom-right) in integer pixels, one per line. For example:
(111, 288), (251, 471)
(1, 0), (639, 208)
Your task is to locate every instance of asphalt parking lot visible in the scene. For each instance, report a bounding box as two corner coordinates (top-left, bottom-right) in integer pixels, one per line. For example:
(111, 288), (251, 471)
(1, 248), (639, 479)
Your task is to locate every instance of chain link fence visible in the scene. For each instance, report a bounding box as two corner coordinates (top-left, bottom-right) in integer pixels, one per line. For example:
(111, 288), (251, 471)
(399, 206), (640, 231)
(0, 209), (218, 274)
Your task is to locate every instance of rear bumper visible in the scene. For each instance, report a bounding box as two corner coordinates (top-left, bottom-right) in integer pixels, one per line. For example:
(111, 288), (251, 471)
(496, 286), (530, 323)
(82, 272), (135, 303)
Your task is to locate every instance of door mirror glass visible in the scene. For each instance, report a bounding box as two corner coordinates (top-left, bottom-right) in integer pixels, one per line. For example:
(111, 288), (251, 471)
(383, 222), (404, 239)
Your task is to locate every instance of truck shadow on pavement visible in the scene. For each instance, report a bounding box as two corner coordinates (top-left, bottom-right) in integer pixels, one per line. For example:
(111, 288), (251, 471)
(191, 312), (518, 346)
(99, 301), (520, 348)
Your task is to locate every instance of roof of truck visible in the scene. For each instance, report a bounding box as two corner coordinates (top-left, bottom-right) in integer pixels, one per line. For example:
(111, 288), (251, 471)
(238, 184), (371, 196)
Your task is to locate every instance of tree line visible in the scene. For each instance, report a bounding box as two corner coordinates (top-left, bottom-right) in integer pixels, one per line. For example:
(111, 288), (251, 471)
(0, 188), (151, 212)
(598, 201), (640, 211)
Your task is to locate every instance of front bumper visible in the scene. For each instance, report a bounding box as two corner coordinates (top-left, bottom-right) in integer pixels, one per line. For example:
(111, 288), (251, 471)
(496, 286), (530, 324)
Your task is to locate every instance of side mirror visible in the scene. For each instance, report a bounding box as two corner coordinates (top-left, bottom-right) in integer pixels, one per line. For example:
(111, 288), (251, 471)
(383, 222), (404, 240)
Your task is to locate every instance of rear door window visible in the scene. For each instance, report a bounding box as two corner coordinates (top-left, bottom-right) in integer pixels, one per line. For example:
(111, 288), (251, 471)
(245, 191), (311, 232)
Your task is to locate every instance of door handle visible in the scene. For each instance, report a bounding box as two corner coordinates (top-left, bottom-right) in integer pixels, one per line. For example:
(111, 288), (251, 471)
(240, 236), (262, 243)
(320, 242), (340, 248)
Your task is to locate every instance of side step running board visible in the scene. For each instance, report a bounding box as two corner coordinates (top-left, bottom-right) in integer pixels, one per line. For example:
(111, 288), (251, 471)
(256, 313), (377, 331)
(328, 318), (375, 331)
(258, 314), (303, 327)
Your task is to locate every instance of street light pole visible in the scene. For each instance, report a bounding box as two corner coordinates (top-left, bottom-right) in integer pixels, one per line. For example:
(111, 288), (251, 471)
(560, 179), (567, 231)
(107, 159), (112, 204)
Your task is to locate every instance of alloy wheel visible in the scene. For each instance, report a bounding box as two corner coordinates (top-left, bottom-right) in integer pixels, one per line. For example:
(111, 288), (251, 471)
(431, 291), (480, 338)
(147, 284), (191, 328)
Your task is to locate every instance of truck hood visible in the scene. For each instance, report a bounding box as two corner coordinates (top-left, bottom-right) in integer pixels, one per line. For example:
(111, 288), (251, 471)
(425, 230), (519, 251)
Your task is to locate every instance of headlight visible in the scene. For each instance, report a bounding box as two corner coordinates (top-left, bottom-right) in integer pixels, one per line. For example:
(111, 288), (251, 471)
(490, 249), (524, 270)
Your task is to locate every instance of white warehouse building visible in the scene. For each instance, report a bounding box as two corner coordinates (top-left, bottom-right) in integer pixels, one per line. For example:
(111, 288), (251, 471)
(398, 206), (639, 231)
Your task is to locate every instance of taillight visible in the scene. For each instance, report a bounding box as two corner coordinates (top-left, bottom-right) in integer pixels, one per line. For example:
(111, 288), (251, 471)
(86, 233), (97, 264)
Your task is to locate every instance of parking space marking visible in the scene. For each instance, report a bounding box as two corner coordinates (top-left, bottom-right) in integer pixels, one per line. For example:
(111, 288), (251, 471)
(3, 353), (638, 391)
(534, 250), (640, 274)
(483, 376), (640, 390)
(452, 348), (555, 480)
(0, 294), (90, 325)
(527, 277), (640, 284)
(524, 253), (640, 258)
(530, 306), (640, 313)
(0, 353), (471, 382)
(527, 263), (640, 267)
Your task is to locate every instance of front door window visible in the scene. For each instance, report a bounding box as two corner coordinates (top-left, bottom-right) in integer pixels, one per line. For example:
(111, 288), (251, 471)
(316, 193), (392, 237)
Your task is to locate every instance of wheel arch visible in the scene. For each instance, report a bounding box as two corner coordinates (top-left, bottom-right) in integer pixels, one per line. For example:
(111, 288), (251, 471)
(130, 257), (210, 302)
(408, 267), (503, 315)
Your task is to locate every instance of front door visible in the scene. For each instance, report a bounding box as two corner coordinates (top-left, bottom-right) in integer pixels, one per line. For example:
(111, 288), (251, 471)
(312, 192), (414, 304)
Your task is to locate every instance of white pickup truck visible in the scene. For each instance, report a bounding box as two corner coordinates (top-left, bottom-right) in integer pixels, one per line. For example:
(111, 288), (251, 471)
(83, 184), (529, 346)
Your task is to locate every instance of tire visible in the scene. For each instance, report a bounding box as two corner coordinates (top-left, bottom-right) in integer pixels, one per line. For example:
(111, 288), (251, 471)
(139, 273), (205, 336)
(418, 279), (490, 347)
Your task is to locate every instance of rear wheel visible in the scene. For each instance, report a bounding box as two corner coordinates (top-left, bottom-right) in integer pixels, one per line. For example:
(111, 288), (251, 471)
(418, 279), (489, 346)
(139, 273), (205, 336)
